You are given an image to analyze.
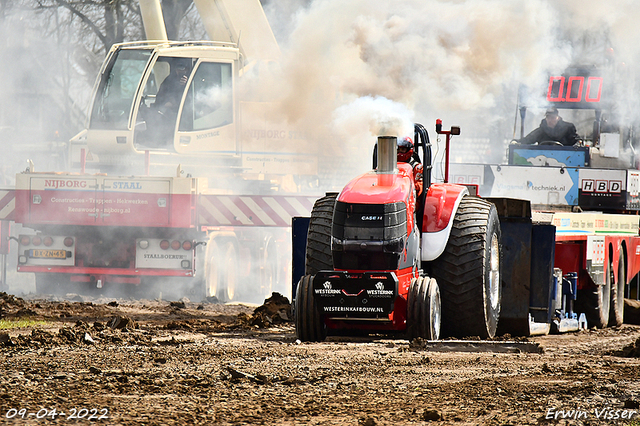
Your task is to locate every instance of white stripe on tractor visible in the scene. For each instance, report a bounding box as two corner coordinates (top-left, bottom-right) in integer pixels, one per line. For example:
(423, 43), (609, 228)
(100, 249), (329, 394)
(239, 196), (276, 226)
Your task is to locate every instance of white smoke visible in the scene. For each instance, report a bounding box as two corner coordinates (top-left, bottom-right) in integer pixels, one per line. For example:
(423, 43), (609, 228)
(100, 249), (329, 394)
(260, 0), (640, 171)
(273, 1), (569, 118)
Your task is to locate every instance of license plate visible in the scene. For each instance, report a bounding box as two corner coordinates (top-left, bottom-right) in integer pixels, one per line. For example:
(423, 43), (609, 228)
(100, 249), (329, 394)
(29, 249), (67, 259)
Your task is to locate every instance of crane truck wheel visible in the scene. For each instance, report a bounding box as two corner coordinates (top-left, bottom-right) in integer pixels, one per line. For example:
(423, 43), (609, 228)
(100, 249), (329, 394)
(578, 262), (613, 329)
(217, 242), (238, 302)
(204, 240), (220, 300)
(609, 251), (626, 327)
(407, 276), (441, 340)
(431, 197), (501, 339)
(305, 193), (338, 275)
(260, 241), (277, 301)
(295, 275), (327, 342)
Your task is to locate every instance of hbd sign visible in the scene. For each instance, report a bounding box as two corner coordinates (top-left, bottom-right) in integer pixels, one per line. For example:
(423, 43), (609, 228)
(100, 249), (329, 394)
(581, 179), (622, 193)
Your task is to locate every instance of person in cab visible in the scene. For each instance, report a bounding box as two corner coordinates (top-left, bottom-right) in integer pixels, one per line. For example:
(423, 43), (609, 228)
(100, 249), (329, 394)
(520, 106), (581, 146)
(397, 136), (424, 196)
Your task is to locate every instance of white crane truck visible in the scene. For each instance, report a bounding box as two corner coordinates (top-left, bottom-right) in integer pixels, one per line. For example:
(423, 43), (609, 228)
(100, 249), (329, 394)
(1, 0), (319, 302)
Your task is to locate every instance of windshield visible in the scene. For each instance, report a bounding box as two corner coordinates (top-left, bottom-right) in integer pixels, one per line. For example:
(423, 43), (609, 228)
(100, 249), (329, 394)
(179, 62), (233, 131)
(90, 49), (152, 130)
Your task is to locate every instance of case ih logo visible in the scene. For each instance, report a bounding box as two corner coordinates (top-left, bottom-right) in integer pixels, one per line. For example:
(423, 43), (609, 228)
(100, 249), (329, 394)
(581, 179), (622, 193)
(44, 180), (88, 189)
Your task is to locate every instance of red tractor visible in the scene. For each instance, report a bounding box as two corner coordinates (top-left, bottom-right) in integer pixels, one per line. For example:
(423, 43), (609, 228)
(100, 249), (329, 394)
(295, 123), (502, 341)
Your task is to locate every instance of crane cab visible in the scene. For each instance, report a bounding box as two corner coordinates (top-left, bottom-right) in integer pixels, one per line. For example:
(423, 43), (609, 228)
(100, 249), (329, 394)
(76, 41), (241, 160)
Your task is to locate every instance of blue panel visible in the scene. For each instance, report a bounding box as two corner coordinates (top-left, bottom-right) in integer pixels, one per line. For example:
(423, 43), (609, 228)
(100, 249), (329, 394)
(291, 216), (310, 299)
(530, 224), (556, 323)
(509, 145), (589, 167)
(496, 220), (532, 336)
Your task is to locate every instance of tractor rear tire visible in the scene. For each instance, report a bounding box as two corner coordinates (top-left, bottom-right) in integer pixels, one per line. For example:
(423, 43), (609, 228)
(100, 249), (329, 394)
(305, 194), (337, 275)
(609, 251), (625, 327)
(407, 276), (441, 340)
(431, 197), (501, 339)
(295, 274), (327, 342)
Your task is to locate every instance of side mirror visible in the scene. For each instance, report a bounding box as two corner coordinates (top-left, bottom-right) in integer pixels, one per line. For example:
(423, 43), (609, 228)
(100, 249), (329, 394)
(451, 126), (461, 136)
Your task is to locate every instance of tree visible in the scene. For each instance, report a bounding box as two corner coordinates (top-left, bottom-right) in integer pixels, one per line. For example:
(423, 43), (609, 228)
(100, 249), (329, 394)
(44, 0), (144, 54)
(161, 0), (194, 40)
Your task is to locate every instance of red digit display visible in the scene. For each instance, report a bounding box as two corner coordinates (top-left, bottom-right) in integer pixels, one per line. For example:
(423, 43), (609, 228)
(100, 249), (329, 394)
(546, 75), (603, 105)
(547, 76), (565, 102)
(585, 76), (602, 102)
(566, 76), (584, 102)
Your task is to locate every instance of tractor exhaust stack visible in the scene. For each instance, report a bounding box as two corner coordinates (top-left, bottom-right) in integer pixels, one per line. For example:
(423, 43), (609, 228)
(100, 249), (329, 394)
(377, 136), (397, 186)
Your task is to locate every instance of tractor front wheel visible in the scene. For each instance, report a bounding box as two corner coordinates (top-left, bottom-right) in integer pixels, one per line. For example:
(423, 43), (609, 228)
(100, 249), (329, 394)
(407, 276), (441, 340)
(295, 275), (327, 342)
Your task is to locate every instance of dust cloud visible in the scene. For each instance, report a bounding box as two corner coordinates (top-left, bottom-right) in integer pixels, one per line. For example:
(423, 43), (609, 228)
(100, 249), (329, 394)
(260, 0), (640, 172)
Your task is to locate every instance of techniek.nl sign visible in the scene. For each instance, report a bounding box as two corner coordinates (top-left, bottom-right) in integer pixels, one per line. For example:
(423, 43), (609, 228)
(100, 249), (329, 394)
(490, 165), (580, 205)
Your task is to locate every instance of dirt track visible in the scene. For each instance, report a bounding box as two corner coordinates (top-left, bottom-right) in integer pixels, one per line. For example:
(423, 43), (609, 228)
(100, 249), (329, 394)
(1, 291), (640, 426)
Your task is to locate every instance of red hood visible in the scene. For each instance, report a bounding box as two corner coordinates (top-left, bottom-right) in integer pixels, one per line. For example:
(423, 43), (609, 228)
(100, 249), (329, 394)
(338, 163), (414, 205)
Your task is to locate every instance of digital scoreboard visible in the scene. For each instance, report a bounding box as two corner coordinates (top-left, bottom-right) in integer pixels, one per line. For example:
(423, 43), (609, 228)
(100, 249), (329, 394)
(545, 68), (611, 109)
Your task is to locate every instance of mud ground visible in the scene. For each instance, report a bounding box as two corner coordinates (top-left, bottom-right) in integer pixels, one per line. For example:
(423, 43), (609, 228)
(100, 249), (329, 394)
(1, 291), (640, 426)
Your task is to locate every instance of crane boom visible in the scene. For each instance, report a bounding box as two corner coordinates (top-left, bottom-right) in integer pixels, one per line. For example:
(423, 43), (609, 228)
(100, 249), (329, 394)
(193, 0), (280, 62)
(139, 0), (168, 42)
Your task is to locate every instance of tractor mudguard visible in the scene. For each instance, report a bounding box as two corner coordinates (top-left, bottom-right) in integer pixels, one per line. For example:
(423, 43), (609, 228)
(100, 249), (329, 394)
(421, 183), (469, 261)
